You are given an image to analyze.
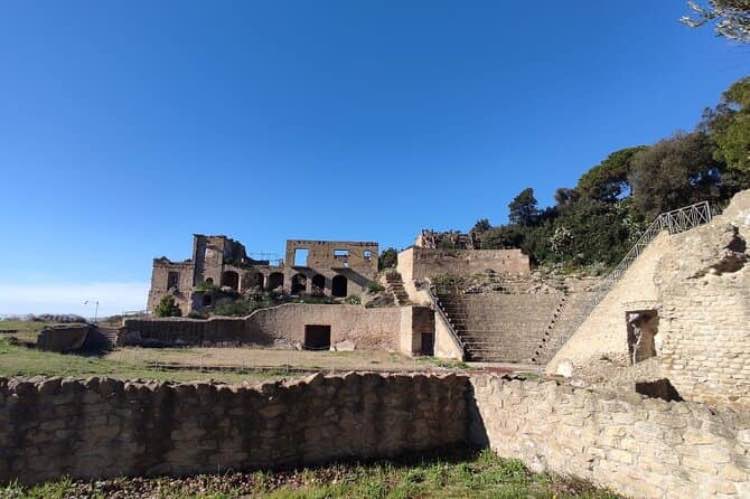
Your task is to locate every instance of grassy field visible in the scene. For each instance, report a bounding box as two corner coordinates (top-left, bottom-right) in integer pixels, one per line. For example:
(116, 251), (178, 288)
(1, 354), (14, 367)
(0, 337), (464, 384)
(0, 449), (618, 499)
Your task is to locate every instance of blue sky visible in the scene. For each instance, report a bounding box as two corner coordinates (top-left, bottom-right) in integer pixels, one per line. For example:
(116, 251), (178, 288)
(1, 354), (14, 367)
(1, 1), (748, 315)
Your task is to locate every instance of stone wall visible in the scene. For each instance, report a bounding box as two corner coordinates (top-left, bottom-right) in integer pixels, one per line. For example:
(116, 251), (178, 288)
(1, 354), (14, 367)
(4, 374), (750, 497)
(37, 324), (90, 353)
(397, 247), (530, 282)
(547, 189), (750, 408)
(469, 376), (750, 498)
(123, 303), (402, 351)
(0, 373), (467, 486)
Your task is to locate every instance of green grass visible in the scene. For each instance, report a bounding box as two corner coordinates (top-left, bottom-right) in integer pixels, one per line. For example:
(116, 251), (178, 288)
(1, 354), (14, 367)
(0, 337), (286, 384)
(0, 449), (620, 499)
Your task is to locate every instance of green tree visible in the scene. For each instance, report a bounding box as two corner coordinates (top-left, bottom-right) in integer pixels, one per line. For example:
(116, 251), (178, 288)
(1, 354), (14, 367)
(681, 1), (750, 42)
(508, 188), (539, 226)
(154, 295), (182, 318)
(471, 218), (492, 234)
(576, 147), (646, 202)
(703, 77), (750, 177)
(378, 247), (398, 270)
(629, 132), (722, 219)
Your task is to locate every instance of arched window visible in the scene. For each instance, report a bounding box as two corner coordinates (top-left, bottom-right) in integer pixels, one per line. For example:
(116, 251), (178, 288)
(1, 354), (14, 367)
(221, 271), (239, 291)
(291, 273), (307, 295)
(311, 274), (326, 296)
(331, 275), (348, 297)
(268, 272), (284, 292)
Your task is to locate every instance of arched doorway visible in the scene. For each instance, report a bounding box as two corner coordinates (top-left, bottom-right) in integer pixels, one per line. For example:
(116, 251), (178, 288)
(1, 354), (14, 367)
(291, 273), (307, 295)
(268, 272), (284, 292)
(252, 273), (265, 291)
(221, 271), (239, 291)
(331, 275), (348, 297)
(311, 274), (326, 296)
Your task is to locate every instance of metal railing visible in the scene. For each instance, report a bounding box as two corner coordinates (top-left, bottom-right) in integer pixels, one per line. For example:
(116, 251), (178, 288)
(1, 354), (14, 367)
(426, 284), (466, 358)
(597, 201), (712, 291)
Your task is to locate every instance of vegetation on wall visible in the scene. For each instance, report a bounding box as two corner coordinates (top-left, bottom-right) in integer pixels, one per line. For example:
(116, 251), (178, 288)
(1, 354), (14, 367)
(474, 77), (750, 271)
(154, 295), (182, 318)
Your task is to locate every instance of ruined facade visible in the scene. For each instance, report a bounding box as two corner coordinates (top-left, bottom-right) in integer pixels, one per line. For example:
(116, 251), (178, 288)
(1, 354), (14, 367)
(147, 235), (378, 315)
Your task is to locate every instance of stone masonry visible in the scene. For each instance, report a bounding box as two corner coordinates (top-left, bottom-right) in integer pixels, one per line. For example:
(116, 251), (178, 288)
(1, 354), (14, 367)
(2, 374), (750, 497)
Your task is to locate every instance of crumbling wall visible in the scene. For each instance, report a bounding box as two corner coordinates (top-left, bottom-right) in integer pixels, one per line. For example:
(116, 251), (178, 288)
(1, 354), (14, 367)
(0, 373), (468, 486)
(470, 376), (750, 498)
(547, 189), (750, 408)
(147, 259), (195, 315)
(37, 324), (90, 353)
(656, 191), (750, 407)
(398, 247), (530, 281)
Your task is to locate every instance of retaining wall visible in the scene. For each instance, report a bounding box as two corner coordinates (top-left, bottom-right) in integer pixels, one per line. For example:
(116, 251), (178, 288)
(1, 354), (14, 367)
(123, 303), (402, 351)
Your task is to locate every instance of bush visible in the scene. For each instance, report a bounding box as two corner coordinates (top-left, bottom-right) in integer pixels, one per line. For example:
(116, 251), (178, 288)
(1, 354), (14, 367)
(367, 282), (385, 293)
(344, 295), (361, 305)
(154, 295), (182, 318)
(378, 247), (398, 270)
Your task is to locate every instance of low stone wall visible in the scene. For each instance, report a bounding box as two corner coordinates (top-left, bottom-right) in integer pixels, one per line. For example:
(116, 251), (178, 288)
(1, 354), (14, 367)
(37, 324), (91, 352)
(4, 374), (749, 497)
(123, 303), (402, 351)
(0, 373), (467, 485)
(470, 376), (750, 498)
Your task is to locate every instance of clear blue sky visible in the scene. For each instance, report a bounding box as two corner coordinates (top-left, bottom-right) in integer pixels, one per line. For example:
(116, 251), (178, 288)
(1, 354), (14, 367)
(0, 1), (747, 315)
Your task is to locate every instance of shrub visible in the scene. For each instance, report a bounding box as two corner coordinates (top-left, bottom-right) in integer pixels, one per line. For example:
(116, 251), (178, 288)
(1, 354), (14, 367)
(344, 295), (361, 305)
(367, 282), (385, 293)
(154, 295), (182, 318)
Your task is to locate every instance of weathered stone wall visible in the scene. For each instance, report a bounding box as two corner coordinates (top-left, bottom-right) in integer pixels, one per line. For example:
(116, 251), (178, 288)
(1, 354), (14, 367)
(37, 324), (90, 353)
(397, 247), (530, 282)
(656, 191), (750, 407)
(547, 189), (750, 408)
(0, 373), (468, 485)
(470, 376), (750, 498)
(123, 303), (402, 351)
(546, 233), (671, 372)
(246, 304), (401, 351)
(147, 259), (195, 315)
(4, 374), (750, 497)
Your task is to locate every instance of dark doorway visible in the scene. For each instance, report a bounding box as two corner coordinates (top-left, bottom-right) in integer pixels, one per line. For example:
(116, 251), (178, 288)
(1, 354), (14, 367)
(291, 273), (307, 295)
(332, 275), (348, 297)
(268, 272), (284, 292)
(304, 325), (331, 350)
(221, 271), (239, 291)
(311, 274), (326, 295)
(202, 294), (212, 306)
(253, 273), (265, 290)
(421, 333), (435, 356)
(626, 310), (659, 365)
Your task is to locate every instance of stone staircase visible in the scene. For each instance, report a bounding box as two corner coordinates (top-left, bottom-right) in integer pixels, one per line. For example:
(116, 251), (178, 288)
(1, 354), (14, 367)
(385, 272), (410, 306)
(434, 292), (563, 362)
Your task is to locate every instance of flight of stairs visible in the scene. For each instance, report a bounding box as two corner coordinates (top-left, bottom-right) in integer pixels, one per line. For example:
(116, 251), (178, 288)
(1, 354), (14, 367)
(385, 272), (410, 305)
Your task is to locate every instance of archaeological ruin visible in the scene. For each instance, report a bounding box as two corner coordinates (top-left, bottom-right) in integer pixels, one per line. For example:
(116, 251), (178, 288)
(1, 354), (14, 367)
(2, 189), (750, 498)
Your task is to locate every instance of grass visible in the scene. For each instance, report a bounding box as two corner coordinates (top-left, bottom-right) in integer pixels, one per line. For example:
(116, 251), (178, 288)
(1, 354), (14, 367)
(0, 449), (620, 499)
(0, 337), (287, 384)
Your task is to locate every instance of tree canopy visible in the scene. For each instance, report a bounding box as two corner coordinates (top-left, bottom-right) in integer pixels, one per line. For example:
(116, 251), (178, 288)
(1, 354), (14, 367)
(681, 0), (750, 42)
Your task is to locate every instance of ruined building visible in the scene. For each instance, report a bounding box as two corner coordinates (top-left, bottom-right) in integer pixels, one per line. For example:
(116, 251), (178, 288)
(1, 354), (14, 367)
(148, 235), (378, 315)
